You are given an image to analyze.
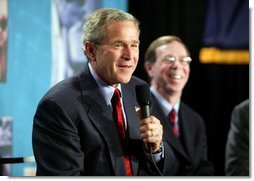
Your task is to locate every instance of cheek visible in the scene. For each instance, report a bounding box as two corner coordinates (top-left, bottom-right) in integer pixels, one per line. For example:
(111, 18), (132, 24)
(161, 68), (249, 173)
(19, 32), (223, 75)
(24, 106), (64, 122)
(161, 65), (169, 72)
(100, 52), (115, 67)
(184, 67), (190, 78)
(159, 65), (169, 77)
(131, 52), (139, 68)
(153, 67), (166, 81)
(152, 63), (165, 74)
(181, 69), (190, 87)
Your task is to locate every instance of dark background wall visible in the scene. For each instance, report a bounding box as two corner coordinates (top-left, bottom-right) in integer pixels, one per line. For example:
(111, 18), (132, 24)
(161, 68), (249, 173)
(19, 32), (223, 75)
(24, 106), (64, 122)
(128, 0), (249, 176)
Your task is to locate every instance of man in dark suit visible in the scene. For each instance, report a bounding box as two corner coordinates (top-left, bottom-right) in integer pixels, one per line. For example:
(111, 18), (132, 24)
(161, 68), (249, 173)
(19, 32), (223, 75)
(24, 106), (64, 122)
(144, 35), (214, 175)
(32, 8), (176, 176)
(225, 99), (249, 176)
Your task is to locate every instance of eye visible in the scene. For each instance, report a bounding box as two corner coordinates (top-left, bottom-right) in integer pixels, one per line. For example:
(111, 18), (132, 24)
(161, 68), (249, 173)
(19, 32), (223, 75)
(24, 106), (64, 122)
(182, 56), (192, 63)
(165, 56), (176, 62)
(114, 43), (124, 48)
(131, 43), (139, 48)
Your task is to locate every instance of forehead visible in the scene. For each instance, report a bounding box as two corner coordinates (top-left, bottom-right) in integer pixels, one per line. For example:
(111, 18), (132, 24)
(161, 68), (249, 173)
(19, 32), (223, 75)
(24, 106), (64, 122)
(104, 21), (139, 40)
(156, 41), (188, 56)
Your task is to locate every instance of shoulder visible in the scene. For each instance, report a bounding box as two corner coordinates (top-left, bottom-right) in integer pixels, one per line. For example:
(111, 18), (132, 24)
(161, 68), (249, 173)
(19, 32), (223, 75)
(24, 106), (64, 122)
(231, 99), (249, 127)
(120, 76), (148, 104)
(233, 99), (249, 116)
(42, 63), (94, 102)
(35, 75), (86, 122)
(122, 76), (148, 92)
(39, 75), (80, 105)
(128, 76), (148, 87)
(180, 102), (202, 118)
(180, 102), (205, 125)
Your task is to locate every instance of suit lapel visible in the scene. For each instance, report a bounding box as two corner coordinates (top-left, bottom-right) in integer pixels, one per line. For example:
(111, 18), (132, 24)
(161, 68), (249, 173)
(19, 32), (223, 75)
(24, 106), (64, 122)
(78, 64), (127, 175)
(178, 104), (194, 161)
(121, 84), (141, 176)
(151, 94), (189, 161)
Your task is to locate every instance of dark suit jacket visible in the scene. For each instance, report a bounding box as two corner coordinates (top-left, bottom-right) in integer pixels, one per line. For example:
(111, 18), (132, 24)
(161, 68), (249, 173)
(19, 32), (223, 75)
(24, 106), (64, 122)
(32, 63), (176, 176)
(225, 99), (249, 176)
(151, 94), (214, 175)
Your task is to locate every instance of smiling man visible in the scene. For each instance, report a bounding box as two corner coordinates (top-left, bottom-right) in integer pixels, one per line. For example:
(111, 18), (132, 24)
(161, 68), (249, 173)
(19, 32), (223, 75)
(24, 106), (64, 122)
(32, 9), (176, 176)
(144, 35), (214, 175)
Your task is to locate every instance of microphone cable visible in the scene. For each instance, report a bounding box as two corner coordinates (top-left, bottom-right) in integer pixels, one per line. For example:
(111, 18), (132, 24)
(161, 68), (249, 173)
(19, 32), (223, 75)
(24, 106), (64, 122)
(149, 147), (163, 176)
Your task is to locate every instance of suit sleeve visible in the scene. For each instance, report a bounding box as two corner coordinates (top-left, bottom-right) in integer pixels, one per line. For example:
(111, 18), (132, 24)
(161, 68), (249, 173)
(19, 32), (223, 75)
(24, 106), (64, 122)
(161, 141), (178, 175)
(32, 99), (84, 176)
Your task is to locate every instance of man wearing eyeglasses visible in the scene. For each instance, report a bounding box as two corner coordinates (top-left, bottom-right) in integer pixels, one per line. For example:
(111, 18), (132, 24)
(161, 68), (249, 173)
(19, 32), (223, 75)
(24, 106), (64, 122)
(144, 35), (214, 175)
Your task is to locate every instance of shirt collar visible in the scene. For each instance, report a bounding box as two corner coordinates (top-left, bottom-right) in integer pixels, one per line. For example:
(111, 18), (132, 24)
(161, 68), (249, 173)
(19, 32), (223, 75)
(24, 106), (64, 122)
(150, 85), (180, 116)
(88, 62), (122, 106)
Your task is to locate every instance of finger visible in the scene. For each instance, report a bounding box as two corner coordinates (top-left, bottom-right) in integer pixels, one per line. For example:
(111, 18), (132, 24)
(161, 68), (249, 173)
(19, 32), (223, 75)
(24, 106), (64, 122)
(140, 121), (162, 133)
(142, 134), (162, 144)
(140, 116), (161, 127)
(141, 127), (162, 140)
(141, 127), (163, 141)
(140, 129), (153, 138)
(140, 123), (154, 132)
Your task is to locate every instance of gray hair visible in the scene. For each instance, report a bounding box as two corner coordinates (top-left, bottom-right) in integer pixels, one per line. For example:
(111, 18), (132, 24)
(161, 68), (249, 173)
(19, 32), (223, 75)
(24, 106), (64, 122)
(82, 8), (140, 46)
(145, 35), (190, 64)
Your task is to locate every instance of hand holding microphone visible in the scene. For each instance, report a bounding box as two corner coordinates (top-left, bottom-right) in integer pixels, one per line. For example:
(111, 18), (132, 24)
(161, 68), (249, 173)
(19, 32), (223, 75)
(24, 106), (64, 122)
(136, 84), (163, 153)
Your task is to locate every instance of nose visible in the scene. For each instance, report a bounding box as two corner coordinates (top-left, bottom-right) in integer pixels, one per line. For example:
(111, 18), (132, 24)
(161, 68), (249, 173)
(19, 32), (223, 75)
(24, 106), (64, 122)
(171, 58), (181, 67)
(122, 46), (133, 60)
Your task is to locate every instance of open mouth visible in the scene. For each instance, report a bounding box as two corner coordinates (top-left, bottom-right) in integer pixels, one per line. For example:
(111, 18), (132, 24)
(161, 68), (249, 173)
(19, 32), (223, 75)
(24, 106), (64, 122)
(170, 73), (182, 80)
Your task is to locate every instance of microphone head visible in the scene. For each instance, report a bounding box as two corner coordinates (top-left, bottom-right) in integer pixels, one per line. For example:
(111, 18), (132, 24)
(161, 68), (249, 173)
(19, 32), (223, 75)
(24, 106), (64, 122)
(135, 84), (151, 106)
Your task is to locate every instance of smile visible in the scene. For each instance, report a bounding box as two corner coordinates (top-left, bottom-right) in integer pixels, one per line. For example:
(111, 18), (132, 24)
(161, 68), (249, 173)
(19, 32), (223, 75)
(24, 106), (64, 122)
(119, 65), (132, 68)
(170, 73), (182, 80)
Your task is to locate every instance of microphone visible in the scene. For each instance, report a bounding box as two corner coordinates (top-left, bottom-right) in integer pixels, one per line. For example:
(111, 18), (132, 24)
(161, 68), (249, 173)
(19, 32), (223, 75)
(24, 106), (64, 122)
(135, 84), (164, 176)
(135, 83), (152, 149)
(135, 84), (151, 118)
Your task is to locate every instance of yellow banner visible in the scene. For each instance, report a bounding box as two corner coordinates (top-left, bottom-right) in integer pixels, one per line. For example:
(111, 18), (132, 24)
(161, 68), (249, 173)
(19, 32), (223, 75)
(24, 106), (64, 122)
(199, 47), (249, 64)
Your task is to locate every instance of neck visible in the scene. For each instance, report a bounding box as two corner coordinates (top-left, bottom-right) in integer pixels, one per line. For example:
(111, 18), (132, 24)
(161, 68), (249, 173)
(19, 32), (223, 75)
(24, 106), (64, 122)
(90, 61), (118, 88)
(152, 83), (181, 106)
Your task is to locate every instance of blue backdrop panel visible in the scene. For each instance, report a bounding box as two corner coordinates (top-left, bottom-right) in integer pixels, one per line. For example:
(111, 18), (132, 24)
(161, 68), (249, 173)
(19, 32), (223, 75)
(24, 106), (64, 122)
(0, 0), (126, 176)
(103, 0), (127, 10)
(0, 0), (51, 176)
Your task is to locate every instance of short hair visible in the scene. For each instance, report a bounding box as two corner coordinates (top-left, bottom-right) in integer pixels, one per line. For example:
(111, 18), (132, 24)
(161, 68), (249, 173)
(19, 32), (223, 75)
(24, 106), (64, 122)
(144, 35), (190, 64)
(82, 8), (140, 46)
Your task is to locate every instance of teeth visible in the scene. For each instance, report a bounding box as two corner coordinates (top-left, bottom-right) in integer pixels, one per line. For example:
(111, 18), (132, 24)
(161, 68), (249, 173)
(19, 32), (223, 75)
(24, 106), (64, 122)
(171, 74), (182, 80)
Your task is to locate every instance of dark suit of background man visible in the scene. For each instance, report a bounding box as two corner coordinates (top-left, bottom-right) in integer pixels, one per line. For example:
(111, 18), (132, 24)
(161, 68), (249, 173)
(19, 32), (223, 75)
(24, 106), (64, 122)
(32, 8), (176, 176)
(144, 35), (214, 175)
(225, 99), (249, 176)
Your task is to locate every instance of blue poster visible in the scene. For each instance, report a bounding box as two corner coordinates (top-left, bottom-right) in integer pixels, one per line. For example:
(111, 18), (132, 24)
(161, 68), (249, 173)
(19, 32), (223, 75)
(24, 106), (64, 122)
(51, 0), (103, 86)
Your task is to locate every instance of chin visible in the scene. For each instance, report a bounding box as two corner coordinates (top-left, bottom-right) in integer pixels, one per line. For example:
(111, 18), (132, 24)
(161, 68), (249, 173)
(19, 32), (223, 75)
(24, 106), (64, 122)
(118, 77), (132, 84)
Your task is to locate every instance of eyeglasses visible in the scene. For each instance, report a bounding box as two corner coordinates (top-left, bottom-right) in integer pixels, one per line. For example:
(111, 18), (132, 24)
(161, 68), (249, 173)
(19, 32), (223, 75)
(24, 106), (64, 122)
(162, 55), (192, 65)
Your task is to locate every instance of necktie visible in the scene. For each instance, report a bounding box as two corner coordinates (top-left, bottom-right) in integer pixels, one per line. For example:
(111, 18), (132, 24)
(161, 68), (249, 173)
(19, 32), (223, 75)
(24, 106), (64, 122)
(169, 108), (179, 137)
(111, 88), (133, 176)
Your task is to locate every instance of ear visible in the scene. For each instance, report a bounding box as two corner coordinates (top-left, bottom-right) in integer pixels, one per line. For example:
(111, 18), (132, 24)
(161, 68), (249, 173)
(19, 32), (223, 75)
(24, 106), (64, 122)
(144, 62), (154, 77)
(84, 41), (96, 61)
